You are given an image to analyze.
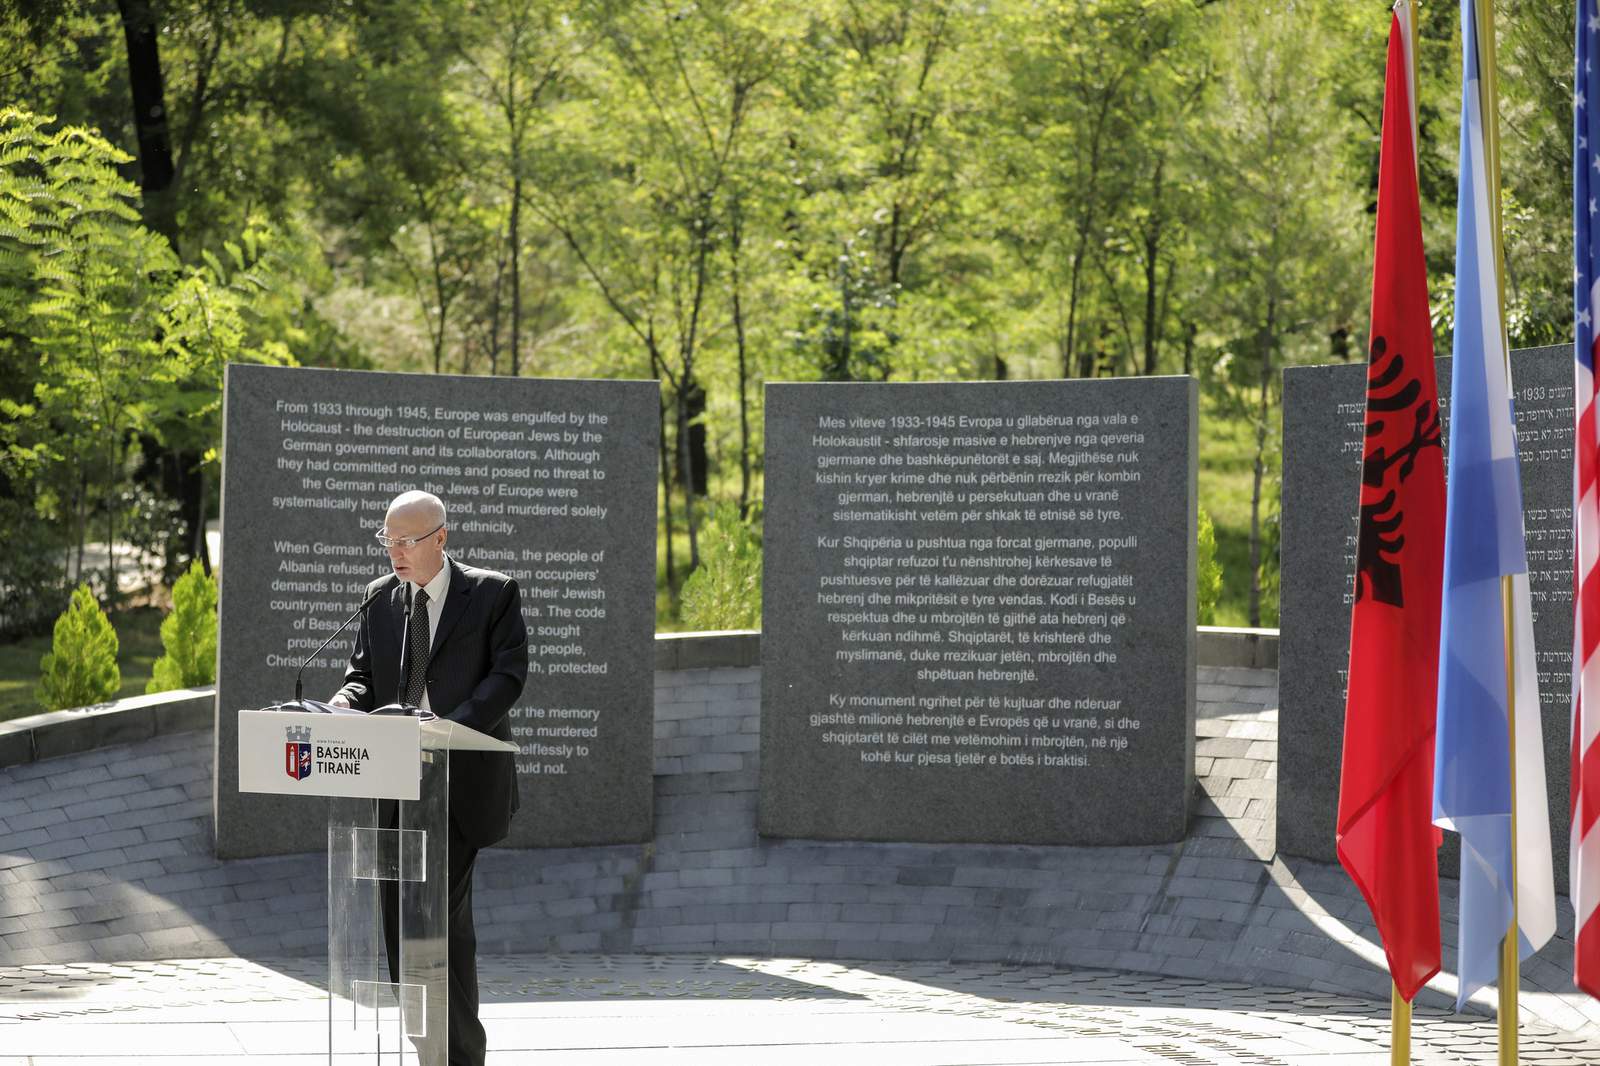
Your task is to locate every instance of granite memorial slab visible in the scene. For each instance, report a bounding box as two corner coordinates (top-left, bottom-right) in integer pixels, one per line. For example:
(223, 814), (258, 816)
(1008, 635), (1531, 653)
(216, 365), (657, 857)
(759, 378), (1198, 844)
(1279, 344), (1573, 886)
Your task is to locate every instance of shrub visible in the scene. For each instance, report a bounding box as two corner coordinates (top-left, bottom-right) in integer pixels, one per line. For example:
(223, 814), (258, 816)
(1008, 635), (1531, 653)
(680, 503), (762, 631)
(36, 584), (120, 710)
(147, 561), (218, 693)
(1197, 505), (1223, 626)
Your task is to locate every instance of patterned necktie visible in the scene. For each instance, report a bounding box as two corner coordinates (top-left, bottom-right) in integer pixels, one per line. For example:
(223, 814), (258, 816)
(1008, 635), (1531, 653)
(402, 588), (430, 707)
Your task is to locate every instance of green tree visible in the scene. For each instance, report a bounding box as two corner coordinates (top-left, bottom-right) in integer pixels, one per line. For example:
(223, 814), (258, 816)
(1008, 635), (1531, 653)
(150, 216), (300, 569)
(1196, 505), (1221, 626)
(36, 584), (120, 711)
(680, 502), (762, 630)
(779, 1), (986, 384)
(1187, 2), (1365, 626)
(1, 108), (294, 590)
(992, 0), (1200, 380)
(148, 561), (218, 692)
(0, 108), (176, 600)
(527, 0), (798, 589)
(1497, 0), (1573, 347)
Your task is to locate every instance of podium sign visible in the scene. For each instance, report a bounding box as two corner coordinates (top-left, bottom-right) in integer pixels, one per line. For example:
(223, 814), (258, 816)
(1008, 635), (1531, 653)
(238, 710), (422, 800)
(237, 708), (514, 1065)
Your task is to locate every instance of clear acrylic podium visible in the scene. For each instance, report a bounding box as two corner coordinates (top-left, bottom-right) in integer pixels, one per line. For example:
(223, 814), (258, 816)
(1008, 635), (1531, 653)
(236, 707), (516, 1065)
(328, 747), (448, 1064)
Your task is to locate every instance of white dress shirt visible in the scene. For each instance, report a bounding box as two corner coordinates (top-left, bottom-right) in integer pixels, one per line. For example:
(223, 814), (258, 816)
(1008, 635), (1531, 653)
(404, 557), (452, 712)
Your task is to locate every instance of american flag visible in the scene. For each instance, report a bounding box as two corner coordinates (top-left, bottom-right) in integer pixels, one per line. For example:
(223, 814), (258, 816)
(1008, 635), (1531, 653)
(1573, 0), (1600, 1001)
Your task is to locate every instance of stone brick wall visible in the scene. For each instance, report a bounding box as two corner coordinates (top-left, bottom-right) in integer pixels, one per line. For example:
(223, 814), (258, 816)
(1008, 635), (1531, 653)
(5, 631), (1593, 1026)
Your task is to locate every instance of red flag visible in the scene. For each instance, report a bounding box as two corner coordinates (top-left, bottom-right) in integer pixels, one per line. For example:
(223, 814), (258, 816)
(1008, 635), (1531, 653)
(1336, 8), (1444, 1004)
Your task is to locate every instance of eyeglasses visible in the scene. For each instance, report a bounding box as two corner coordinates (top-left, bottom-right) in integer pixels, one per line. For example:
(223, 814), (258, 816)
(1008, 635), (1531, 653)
(375, 521), (445, 549)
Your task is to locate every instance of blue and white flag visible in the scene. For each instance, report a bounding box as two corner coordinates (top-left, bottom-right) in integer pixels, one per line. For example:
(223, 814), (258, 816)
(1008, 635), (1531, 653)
(1433, 0), (1555, 1012)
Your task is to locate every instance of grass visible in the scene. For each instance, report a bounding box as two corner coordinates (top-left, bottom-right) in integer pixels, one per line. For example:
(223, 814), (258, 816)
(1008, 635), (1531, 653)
(1198, 391), (1279, 628)
(0, 606), (166, 724)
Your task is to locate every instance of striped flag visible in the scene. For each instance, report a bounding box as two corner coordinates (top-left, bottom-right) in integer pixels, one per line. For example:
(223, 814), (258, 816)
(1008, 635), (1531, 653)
(1572, 0), (1600, 1000)
(1335, 3), (1444, 1004)
(1433, 0), (1555, 1012)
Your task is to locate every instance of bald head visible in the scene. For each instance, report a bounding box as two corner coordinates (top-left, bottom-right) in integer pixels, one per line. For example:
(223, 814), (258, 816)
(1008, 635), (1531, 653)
(382, 490), (448, 585)
(387, 490), (446, 530)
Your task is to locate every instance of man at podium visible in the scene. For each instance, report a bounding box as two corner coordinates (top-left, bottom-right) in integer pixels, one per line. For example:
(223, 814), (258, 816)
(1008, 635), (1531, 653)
(329, 489), (528, 1066)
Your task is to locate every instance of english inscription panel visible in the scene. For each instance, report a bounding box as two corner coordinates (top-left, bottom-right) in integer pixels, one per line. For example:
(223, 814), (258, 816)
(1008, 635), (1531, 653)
(216, 365), (657, 857)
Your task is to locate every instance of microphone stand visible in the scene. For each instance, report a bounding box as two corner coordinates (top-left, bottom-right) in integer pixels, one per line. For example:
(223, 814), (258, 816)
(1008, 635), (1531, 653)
(372, 582), (424, 717)
(396, 582), (415, 707)
(282, 584), (387, 710)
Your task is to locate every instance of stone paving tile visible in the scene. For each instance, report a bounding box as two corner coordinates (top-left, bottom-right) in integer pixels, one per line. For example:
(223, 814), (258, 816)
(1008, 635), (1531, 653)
(0, 954), (1595, 1063)
(5, 663), (1600, 1049)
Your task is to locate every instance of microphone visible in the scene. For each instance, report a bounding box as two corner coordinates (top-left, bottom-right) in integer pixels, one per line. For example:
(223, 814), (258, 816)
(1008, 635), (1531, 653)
(289, 583), (388, 707)
(397, 581), (414, 704)
(375, 583), (422, 717)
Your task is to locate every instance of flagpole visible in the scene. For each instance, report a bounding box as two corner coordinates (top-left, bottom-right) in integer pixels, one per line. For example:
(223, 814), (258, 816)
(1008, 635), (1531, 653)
(1473, 0), (1520, 1061)
(1392, 982), (1412, 1065)
(1393, 5), (1420, 1061)
(1401, 0), (1420, 172)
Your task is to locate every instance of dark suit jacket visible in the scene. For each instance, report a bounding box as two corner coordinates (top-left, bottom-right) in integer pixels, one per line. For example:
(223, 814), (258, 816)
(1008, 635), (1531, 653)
(336, 559), (528, 848)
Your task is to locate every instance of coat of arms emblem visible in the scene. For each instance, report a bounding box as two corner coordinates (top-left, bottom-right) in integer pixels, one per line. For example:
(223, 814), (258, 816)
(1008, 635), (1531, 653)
(285, 725), (313, 781)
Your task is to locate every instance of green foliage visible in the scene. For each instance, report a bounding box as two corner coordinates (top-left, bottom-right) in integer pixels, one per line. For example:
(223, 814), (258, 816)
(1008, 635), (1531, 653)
(0, 106), (297, 599)
(147, 562), (218, 693)
(1498, 0), (1573, 348)
(1197, 505), (1221, 626)
(0, 4), (1581, 629)
(35, 584), (120, 711)
(0, 498), (70, 639)
(679, 503), (763, 631)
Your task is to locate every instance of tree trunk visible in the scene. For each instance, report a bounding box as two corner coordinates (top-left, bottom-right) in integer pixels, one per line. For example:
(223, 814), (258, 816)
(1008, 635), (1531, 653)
(654, 353), (676, 598)
(825, 253), (853, 381)
(191, 458), (209, 572)
(1063, 81), (1120, 379)
(1329, 325), (1352, 362)
(427, 217), (448, 374)
(1247, 410), (1266, 627)
(729, 202), (752, 517)
(74, 471), (87, 584)
(119, 0), (206, 580)
(1246, 304), (1276, 629)
(507, 40), (522, 380)
(105, 440), (119, 607)
(509, 176), (522, 377)
(164, 445), (206, 578)
(115, 0), (178, 249)
(1141, 162), (1165, 376)
(1145, 156), (1171, 376)
(1065, 240), (1086, 378)
(677, 381), (700, 571)
(676, 377), (709, 499)
(676, 195), (717, 573)
(487, 241), (506, 376)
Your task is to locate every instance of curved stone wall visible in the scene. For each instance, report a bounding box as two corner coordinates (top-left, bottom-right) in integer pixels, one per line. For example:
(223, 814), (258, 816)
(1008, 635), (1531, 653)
(1, 631), (1596, 1034)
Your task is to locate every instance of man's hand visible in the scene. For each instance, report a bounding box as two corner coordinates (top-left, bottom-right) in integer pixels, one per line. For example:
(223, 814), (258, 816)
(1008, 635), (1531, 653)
(329, 693), (352, 709)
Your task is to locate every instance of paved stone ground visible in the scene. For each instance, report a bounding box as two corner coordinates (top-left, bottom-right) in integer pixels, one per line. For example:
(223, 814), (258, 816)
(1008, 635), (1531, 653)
(0, 953), (1595, 1064)
(4, 664), (1600, 1058)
